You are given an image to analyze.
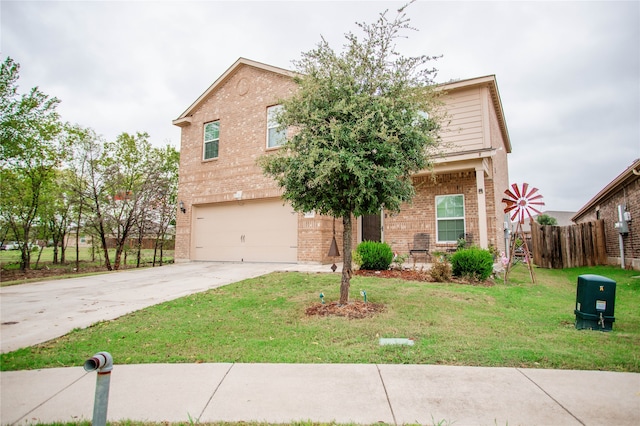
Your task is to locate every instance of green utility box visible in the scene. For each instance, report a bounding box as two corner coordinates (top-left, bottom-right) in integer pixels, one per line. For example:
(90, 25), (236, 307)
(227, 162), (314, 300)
(575, 274), (616, 331)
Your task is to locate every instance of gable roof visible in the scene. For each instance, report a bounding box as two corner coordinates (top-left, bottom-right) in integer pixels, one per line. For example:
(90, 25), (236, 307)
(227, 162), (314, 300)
(173, 59), (511, 154)
(439, 75), (512, 153)
(572, 158), (640, 221)
(173, 58), (297, 127)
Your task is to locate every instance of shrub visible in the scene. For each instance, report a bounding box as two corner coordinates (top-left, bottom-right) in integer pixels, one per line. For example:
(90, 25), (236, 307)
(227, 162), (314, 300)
(356, 241), (394, 270)
(351, 249), (363, 270)
(450, 247), (494, 281)
(391, 252), (409, 270)
(430, 256), (452, 282)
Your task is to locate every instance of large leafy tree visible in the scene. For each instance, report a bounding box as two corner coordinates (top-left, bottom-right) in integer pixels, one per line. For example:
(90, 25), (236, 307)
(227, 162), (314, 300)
(148, 144), (179, 266)
(94, 132), (156, 270)
(260, 5), (442, 304)
(0, 57), (67, 270)
(66, 126), (103, 271)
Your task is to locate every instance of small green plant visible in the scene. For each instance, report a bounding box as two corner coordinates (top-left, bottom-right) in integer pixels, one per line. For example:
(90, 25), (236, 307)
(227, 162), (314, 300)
(431, 415), (456, 426)
(430, 256), (452, 282)
(536, 213), (558, 226)
(351, 249), (363, 270)
(391, 252), (409, 270)
(456, 238), (467, 251)
(487, 244), (499, 260)
(356, 241), (394, 270)
(450, 247), (494, 281)
(431, 251), (451, 262)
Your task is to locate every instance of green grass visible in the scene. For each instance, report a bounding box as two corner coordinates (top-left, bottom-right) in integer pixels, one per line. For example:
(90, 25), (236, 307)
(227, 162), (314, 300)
(1, 264), (638, 372)
(0, 247), (173, 266)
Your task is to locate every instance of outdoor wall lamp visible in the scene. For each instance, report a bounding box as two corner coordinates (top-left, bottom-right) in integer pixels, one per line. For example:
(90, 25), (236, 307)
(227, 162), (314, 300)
(179, 201), (186, 214)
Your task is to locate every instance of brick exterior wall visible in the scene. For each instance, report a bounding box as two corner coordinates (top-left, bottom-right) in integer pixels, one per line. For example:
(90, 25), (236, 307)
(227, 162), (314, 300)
(384, 169), (505, 256)
(574, 173), (640, 270)
(175, 61), (511, 264)
(175, 64), (296, 261)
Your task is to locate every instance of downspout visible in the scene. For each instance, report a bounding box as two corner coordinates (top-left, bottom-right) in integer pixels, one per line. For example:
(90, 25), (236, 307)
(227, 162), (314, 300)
(617, 205), (626, 269)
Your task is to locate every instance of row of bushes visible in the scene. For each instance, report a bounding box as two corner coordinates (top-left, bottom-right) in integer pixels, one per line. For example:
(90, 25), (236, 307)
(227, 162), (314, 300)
(354, 241), (494, 281)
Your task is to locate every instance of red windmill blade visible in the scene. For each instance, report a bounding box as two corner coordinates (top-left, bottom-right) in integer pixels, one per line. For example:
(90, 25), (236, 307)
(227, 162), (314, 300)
(502, 182), (545, 224)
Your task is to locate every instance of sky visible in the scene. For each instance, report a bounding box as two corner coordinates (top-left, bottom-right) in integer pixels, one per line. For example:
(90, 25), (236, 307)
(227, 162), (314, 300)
(2, 0), (639, 213)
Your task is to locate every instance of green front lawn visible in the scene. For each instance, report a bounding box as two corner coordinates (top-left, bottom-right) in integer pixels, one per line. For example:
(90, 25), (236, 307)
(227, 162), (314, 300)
(1, 264), (638, 372)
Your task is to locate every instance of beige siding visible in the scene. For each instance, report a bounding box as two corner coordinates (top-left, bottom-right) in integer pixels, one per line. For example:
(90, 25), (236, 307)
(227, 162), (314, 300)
(487, 89), (511, 254)
(440, 87), (486, 152)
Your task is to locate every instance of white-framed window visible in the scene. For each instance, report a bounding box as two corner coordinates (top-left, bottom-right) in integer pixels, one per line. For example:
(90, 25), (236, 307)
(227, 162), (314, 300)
(203, 121), (219, 160)
(266, 105), (286, 148)
(436, 194), (465, 243)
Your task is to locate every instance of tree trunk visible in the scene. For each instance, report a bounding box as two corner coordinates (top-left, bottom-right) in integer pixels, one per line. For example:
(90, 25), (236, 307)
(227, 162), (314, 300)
(98, 222), (112, 271)
(60, 234), (66, 263)
(153, 238), (158, 266)
(20, 227), (31, 271)
(339, 214), (353, 305)
(114, 242), (124, 270)
(75, 204), (82, 271)
(53, 243), (59, 264)
(34, 245), (44, 269)
(136, 228), (144, 268)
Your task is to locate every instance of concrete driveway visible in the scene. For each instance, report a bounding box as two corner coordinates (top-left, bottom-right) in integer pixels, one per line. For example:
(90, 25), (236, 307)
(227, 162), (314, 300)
(0, 262), (329, 353)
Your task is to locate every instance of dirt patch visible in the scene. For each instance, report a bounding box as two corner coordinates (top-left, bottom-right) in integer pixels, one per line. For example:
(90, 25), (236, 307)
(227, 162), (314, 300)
(305, 300), (385, 319)
(0, 265), (101, 283)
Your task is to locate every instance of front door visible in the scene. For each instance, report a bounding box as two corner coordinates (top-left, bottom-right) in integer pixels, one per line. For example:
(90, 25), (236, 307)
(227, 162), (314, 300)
(362, 213), (381, 242)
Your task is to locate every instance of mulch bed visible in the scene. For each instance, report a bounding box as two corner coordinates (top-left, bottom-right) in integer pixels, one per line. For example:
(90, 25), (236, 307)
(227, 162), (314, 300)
(354, 268), (496, 287)
(305, 300), (385, 319)
(354, 268), (432, 281)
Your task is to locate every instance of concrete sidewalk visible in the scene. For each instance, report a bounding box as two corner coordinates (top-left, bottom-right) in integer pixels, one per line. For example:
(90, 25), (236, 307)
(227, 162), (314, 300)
(2, 363), (639, 425)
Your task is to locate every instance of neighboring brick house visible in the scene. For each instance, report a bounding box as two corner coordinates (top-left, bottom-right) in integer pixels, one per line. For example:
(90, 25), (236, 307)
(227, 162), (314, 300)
(173, 58), (512, 264)
(572, 159), (640, 270)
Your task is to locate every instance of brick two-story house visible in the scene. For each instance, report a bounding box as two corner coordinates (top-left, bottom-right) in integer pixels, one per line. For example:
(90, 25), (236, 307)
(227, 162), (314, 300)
(173, 58), (512, 264)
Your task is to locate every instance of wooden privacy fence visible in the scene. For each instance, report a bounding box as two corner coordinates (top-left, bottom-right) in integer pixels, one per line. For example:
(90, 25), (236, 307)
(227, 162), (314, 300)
(531, 220), (606, 269)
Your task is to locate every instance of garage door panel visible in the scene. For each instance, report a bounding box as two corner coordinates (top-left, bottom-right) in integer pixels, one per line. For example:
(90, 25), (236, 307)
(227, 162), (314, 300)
(192, 200), (298, 262)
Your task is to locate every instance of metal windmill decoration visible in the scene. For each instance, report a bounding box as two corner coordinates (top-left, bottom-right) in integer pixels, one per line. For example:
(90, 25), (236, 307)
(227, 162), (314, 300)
(502, 183), (545, 283)
(503, 183), (545, 224)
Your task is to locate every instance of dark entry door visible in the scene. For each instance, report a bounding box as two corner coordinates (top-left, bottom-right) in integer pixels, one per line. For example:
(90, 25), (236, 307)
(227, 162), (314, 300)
(362, 213), (381, 242)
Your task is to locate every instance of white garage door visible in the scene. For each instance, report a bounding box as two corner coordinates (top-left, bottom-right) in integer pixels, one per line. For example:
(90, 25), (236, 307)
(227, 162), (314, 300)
(192, 199), (298, 262)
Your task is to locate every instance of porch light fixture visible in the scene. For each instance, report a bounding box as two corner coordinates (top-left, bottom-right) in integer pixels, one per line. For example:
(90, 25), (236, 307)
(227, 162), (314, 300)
(179, 201), (186, 214)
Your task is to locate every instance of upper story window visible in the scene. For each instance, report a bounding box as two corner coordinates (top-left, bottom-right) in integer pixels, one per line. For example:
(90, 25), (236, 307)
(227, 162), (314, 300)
(267, 105), (286, 148)
(436, 194), (465, 243)
(204, 121), (219, 160)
